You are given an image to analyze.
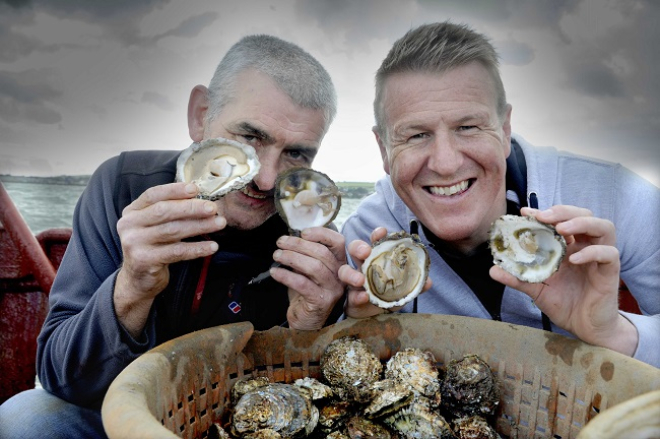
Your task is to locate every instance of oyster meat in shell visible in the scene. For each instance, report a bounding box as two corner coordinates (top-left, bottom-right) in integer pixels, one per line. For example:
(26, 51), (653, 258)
(362, 231), (430, 309)
(275, 167), (341, 234)
(489, 214), (567, 283)
(176, 137), (260, 200)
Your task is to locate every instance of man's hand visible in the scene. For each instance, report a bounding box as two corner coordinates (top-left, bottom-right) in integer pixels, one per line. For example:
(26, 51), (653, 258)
(114, 182), (225, 337)
(338, 227), (432, 319)
(269, 227), (347, 330)
(490, 205), (638, 356)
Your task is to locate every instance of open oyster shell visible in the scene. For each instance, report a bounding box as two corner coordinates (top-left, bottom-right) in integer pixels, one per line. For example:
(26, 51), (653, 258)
(175, 137), (260, 200)
(274, 167), (341, 234)
(362, 231), (430, 309)
(489, 214), (566, 283)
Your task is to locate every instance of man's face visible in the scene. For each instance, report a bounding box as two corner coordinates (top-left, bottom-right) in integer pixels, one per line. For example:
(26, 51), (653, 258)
(376, 62), (512, 253)
(201, 69), (327, 230)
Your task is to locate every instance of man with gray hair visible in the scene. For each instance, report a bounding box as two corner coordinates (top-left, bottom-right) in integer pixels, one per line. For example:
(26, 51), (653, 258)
(340, 22), (659, 368)
(0, 34), (346, 437)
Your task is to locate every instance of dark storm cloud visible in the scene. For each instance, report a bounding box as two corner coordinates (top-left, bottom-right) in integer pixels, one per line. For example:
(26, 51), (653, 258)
(559, 2), (660, 122)
(496, 39), (535, 66)
(0, 0), (217, 51)
(156, 12), (219, 40)
(0, 69), (62, 124)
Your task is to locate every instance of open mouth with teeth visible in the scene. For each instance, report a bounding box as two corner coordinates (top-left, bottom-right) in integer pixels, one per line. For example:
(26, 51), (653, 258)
(426, 179), (473, 196)
(240, 185), (269, 200)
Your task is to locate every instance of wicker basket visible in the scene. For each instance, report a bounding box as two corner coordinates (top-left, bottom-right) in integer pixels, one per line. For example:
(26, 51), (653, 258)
(101, 314), (660, 439)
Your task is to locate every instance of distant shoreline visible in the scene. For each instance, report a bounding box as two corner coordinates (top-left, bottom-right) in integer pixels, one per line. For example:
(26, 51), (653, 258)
(0, 174), (91, 186)
(1, 175), (375, 198)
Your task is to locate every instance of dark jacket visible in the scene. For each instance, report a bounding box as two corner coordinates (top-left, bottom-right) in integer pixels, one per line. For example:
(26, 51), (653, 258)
(36, 150), (299, 409)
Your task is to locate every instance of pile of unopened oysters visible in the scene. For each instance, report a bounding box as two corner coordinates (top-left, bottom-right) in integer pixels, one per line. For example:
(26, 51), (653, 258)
(212, 336), (501, 439)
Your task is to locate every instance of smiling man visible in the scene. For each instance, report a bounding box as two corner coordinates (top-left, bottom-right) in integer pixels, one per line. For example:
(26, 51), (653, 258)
(0, 35), (346, 438)
(339, 22), (660, 369)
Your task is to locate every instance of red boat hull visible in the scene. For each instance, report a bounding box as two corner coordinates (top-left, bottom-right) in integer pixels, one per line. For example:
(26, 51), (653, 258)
(0, 227), (71, 404)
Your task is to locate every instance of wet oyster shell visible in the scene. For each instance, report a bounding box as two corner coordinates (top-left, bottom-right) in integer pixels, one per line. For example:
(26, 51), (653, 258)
(489, 214), (566, 283)
(346, 415), (396, 439)
(318, 400), (353, 433)
(320, 336), (383, 404)
(231, 375), (271, 406)
(362, 231), (430, 309)
(384, 348), (441, 405)
(176, 137), (260, 200)
(452, 415), (501, 439)
(294, 376), (334, 401)
(363, 378), (414, 419)
(274, 167), (341, 234)
(383, 398), (454, 439)
(230, 382), (318, 437)
(440, 354), (500, 419)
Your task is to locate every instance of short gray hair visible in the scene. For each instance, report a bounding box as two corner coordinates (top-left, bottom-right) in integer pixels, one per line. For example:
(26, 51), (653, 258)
(206, 35), (337, 131)
(374, 21), (507, 140)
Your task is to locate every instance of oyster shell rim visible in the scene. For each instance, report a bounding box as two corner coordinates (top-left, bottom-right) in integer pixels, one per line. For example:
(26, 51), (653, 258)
(274, 166), (342, 232)
(362, 231), (430, 309)
(488, 214), (567, 283)
(175, 137), (261, 201)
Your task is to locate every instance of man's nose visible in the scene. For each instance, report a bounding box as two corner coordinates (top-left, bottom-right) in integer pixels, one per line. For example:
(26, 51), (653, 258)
(252, 152), (280, 192)
(427, 134), (464, 175)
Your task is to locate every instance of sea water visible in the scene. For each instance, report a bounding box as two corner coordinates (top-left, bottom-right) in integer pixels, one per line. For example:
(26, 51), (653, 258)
(2, 181), (365, 234)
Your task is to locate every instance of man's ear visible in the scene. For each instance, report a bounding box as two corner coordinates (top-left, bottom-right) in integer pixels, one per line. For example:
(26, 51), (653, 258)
(373, 126), (390, 175)
(188, 85), (209, 142)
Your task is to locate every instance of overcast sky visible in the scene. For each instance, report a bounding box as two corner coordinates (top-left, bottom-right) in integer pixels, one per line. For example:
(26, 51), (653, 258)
(1, 0), (658, 186)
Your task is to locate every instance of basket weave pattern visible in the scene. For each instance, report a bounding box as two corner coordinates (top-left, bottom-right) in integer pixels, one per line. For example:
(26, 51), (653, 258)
(102, 314), (660, 439)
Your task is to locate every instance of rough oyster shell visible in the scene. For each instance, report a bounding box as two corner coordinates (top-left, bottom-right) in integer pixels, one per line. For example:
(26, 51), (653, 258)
(230, 382), (318, 437)
(320, 336), (383, 404)
(362, 231), (430, 309)
(231, 375), (271, 406)
(363, 378), (414, 419)
(383, 398), (454, 439)
(384, 348), (441, 405)
(453, 415), (502, 439)
(176, 137), (260, 200)
(294, 376), (334, 401)
(440, 354), (500, 419)
(346, 415), (396, 438)
(274, 167), (341, 233)
(489, 214), (567, 283)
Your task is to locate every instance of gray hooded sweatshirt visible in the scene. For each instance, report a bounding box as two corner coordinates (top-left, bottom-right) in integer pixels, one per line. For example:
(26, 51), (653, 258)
(342, 134), (660, 368)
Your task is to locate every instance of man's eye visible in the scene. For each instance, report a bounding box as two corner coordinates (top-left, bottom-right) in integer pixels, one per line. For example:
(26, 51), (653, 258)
(458, 125), (477, 131)
(408, 133), (428, 141)
(286, 150), (312, 163)
(240, 134), (259, 144)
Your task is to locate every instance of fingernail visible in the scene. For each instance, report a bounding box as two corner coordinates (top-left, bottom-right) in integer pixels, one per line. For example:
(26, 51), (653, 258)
(214, 216), (226, 227)
(185, 183), (198, 194)
(359, 243), (371, 254)
(277, 236), (288, 246)
(273, 249), (282, 260)
(204, 202), (215, 213)
(301, 228), (310, 238)
(542, 208), (554, 215)
(209, 242), (218, 252)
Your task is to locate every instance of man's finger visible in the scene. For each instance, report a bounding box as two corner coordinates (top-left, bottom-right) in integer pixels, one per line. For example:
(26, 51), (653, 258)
(126, 182), (199, 212)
